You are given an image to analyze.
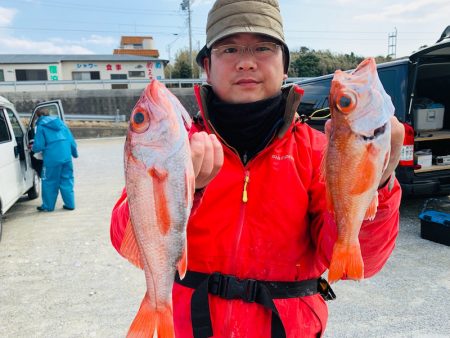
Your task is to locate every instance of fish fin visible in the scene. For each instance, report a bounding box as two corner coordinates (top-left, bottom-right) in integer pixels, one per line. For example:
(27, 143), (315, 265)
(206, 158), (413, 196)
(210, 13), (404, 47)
(177, 244), (188, 280)
(127, 294), (156, 338)
(156, 304), (175, 338)
(364, 192), (379, 221)
(350, 145), (377, 195)
(120, 219), (144, 270)
(127, 295), (175, 338)
(328, 241), (364, 284)
(148, 167), (171, 235)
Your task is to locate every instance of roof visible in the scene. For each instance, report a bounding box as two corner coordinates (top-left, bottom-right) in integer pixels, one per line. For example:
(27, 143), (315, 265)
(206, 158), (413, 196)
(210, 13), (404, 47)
(410, 37), (450, 62)
(0, 54), (166, 64)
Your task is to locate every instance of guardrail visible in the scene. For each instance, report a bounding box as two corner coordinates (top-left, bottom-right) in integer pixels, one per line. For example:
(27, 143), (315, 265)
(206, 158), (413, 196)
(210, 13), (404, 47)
(0, 78), (311, 92)
(19, 112), (126, 122)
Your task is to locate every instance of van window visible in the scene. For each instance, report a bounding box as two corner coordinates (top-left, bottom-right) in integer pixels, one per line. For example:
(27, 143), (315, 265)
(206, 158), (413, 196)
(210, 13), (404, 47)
(0, 109), (12, 143)
(30, 104), (60, 129)
(298, 78), (332, 117)
(6, 109), (23, 138)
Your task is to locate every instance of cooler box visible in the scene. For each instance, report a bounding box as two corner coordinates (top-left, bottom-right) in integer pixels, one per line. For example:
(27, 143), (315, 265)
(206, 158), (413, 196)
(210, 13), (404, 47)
(419, 198), (450, 246)
(413, 107), (444, 131)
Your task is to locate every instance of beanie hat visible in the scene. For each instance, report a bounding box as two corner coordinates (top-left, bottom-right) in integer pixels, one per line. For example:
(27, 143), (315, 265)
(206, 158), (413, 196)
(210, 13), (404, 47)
(196, 0), (290, 73)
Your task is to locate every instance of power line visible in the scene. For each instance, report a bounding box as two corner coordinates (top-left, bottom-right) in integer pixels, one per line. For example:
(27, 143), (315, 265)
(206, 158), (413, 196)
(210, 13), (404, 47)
(0, 25), (435, 43)
(0, 26), (182, 36)
(2, 0), (181, 16)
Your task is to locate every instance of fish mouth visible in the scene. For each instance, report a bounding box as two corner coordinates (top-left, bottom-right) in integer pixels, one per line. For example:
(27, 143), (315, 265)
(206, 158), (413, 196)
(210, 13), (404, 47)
(359, 122), (388, 141)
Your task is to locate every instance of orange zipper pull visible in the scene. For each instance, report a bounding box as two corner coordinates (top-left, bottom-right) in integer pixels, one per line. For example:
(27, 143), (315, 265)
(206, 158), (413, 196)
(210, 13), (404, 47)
(242, 172), (250, 203)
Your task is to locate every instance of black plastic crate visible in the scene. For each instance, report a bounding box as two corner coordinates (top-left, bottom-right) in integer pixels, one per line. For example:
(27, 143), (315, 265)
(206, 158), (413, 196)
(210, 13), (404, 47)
(419, 198), (450, 246)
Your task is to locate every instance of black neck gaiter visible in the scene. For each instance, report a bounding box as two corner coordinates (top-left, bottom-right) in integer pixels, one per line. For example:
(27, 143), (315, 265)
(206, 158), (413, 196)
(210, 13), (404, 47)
(208, 92), (285, 163)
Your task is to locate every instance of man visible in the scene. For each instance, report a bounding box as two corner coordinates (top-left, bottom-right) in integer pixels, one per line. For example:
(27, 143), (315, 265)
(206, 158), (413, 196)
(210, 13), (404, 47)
(32, 108), (78, 212)
(111, 0), (405, 336)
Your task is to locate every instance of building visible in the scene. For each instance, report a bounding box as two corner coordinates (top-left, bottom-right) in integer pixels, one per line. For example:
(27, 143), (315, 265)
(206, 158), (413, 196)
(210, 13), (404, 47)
(113, 36), (160, 58)
(0, 54), (168, 92)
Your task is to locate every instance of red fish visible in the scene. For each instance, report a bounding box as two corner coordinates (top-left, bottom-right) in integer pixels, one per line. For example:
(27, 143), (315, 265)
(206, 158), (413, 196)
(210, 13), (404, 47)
(323, 58), (394, 283)
(122, 80), (195, 337)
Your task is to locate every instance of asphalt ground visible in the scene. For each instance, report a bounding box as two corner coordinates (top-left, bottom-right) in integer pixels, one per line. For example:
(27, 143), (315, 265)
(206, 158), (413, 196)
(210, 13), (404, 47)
(0, 137), (449, 338)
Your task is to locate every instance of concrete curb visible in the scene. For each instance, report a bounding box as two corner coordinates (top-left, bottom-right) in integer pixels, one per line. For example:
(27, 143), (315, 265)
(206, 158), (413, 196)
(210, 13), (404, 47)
(71, 127), (127, 139)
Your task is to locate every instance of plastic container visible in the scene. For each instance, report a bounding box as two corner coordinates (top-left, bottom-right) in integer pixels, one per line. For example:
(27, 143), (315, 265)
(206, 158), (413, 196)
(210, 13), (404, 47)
(414, 149), (432, 167)
(413, 107), (444, 131)
(419, 197), (450, 246)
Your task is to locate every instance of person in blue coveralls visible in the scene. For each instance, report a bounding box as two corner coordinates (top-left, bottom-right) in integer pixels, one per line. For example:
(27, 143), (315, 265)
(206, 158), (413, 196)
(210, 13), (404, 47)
(32, 108), (78, 212)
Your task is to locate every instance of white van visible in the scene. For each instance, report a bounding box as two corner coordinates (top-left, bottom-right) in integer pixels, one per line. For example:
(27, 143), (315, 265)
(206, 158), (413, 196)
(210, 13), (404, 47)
(0, 96), (64, 241)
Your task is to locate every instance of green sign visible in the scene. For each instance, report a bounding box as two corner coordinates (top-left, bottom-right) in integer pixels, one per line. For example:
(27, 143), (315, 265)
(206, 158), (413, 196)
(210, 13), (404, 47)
(48, 65), (58, 80)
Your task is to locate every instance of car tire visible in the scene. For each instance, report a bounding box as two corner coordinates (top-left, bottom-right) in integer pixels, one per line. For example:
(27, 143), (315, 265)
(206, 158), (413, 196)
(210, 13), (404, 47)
(27, 172), (40, 200)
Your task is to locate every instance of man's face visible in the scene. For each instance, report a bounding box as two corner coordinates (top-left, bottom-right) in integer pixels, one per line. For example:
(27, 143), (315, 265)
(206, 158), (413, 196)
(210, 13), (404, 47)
(204, 33), (286, 104)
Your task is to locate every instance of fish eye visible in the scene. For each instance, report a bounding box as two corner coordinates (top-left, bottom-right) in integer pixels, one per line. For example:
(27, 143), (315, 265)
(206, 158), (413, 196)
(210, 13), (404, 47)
(339, 96), (352, 108)
(130, 109), (150, 133)
(336, 92), (357, 113)
(134, 112), (145, 124)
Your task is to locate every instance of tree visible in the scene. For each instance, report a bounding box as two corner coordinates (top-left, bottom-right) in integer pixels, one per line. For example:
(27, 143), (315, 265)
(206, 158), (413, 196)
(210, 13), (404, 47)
(290, 47), (392, 77)
(168, 48), (200, 79)
(292, 52), (321, 77)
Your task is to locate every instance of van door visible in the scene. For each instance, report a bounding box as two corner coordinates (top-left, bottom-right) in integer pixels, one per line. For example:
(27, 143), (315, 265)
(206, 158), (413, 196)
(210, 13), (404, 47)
(26, 100), (65, 176)
(0, 108), (22, 211)
(6, 108), (30, 189)
(27, 100), (65, 141)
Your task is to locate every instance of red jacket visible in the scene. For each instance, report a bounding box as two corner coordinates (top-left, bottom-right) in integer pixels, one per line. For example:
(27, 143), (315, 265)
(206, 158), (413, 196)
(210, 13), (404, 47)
(111, 84), (401, 337)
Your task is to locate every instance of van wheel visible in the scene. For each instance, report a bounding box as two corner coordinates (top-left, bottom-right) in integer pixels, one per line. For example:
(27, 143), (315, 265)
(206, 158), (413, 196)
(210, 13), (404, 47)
(27, 172), (40, 200)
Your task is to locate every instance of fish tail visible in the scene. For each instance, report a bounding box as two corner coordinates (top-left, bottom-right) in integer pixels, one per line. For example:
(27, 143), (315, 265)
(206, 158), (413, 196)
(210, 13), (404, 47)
(127, 294), (175, 338)
(328, 242), (364, 284)
(155, 304), (175, 338)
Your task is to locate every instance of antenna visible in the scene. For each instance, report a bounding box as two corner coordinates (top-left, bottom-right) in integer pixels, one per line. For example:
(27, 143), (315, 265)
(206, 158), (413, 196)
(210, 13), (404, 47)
(388, 27), (397, 59)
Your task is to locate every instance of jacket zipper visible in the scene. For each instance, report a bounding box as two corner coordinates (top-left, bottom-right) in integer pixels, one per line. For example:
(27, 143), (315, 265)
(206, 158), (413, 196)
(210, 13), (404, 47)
(242, 170), (250, 203)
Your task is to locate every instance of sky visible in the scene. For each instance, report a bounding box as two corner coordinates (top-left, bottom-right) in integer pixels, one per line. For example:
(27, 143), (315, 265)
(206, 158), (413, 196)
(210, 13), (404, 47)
(0, 0), (449, 62)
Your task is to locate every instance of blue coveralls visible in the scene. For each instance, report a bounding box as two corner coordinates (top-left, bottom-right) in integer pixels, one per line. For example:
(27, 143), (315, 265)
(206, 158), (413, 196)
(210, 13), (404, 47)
(32, 116), (78, 211)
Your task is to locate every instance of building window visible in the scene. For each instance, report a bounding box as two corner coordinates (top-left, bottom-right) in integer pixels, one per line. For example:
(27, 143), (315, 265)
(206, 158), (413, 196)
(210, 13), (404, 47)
(15, 69), (48, 81)
(111, 74), (127, 80)
(0, 69), (4, 82)
(128, 71), (145, 78)
(72, 71), (100, 80)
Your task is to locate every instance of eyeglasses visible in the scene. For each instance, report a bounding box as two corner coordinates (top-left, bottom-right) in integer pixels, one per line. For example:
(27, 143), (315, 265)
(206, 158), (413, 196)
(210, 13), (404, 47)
(211, 42), (282, 61)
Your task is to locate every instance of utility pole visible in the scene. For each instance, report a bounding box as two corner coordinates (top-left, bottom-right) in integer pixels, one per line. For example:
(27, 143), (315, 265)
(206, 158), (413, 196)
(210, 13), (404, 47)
(388, 27), (397, 59)
(181, 0), (193, 77)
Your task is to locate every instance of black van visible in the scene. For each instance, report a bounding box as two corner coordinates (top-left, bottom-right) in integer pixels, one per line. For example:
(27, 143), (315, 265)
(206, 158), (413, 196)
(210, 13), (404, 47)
(296, 26), (450, 197)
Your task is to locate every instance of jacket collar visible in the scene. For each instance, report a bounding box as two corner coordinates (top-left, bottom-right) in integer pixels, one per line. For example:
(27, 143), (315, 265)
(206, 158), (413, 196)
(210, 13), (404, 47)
(194, 83), (304, 139)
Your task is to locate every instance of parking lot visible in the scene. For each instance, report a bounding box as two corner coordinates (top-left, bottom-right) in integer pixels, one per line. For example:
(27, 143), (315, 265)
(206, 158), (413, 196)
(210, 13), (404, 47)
(0, 137), (449, 337)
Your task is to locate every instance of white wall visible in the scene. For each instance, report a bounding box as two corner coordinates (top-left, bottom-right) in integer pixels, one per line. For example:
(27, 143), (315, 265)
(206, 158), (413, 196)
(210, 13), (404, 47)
(0, 63), (61, 81)
(61, 60), (165, 81)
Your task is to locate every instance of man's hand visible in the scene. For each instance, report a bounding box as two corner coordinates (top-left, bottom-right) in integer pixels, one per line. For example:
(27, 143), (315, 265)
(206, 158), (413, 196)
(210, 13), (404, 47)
(190, 132), (224, 189)
(379, 116), (405, 189)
